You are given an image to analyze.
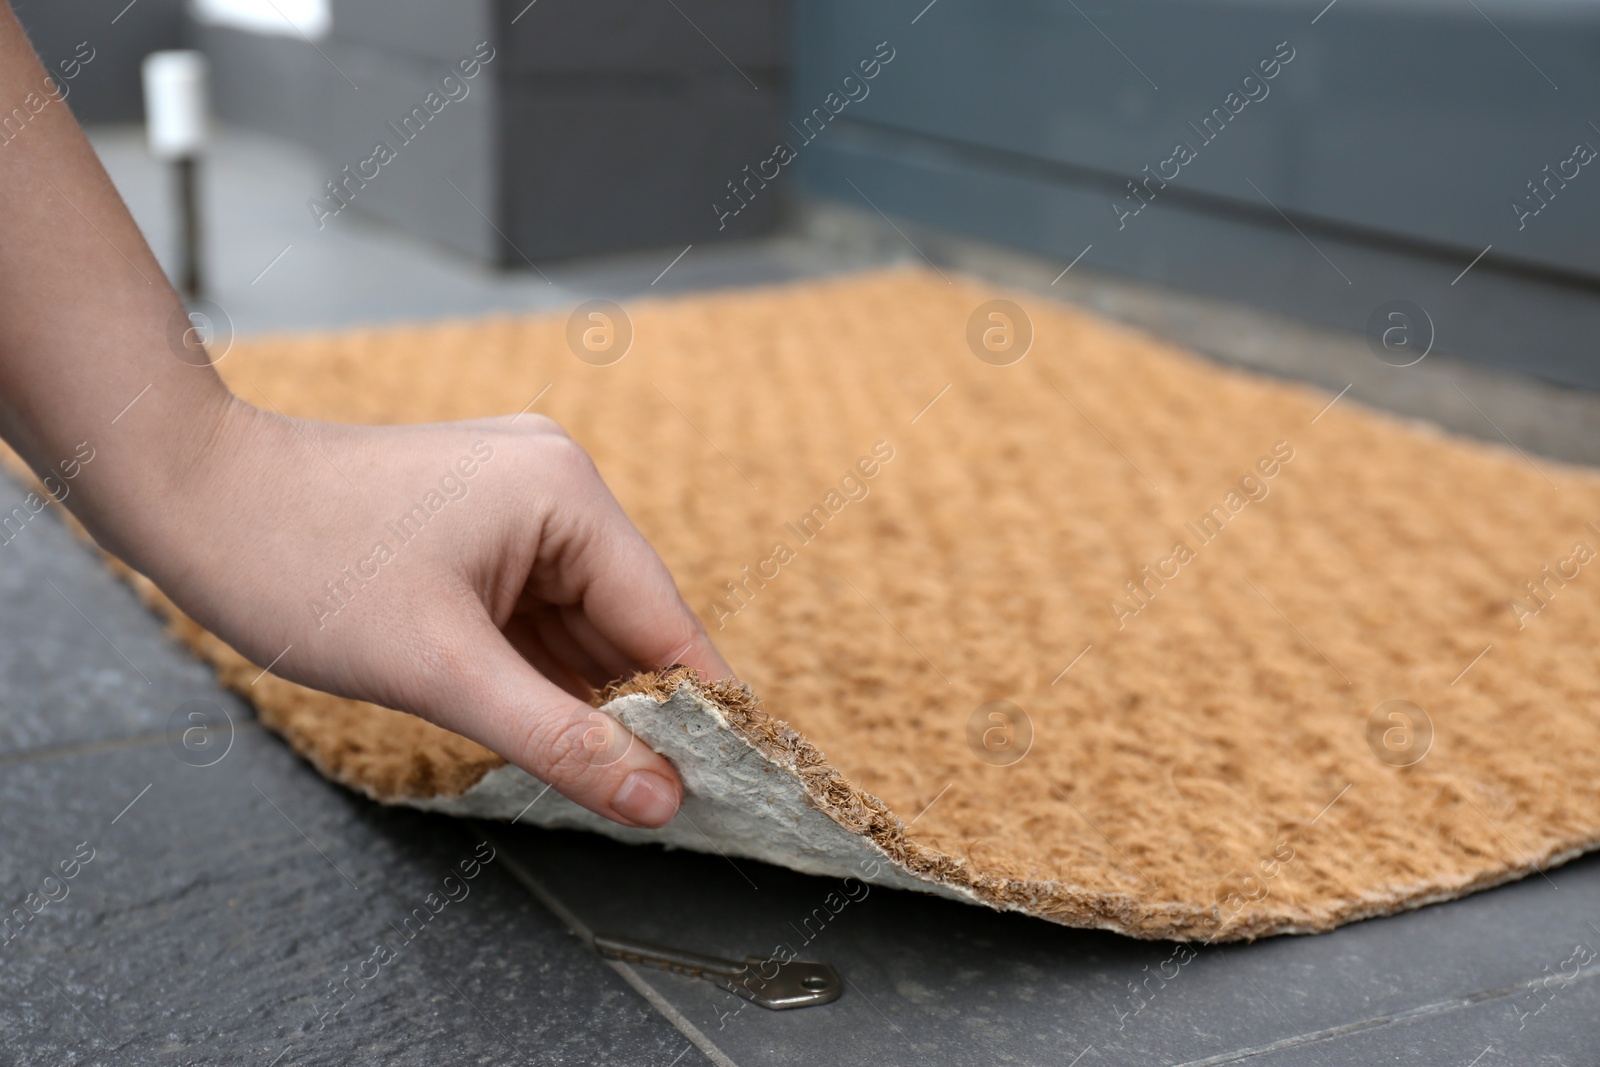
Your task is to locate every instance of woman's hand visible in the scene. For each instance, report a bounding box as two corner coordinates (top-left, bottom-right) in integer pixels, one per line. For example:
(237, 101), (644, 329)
(119, 398), (730, 828)
(0, 0), (730, 827)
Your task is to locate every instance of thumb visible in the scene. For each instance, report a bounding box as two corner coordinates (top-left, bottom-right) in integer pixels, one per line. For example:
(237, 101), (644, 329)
(421, 612), (683, 828)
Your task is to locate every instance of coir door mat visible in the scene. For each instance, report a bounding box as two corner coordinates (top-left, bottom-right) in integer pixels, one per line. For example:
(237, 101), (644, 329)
(21, 270), (1600, 940)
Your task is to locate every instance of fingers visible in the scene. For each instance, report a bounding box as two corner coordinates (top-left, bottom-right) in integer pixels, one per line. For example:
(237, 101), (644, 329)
(425, 611), (684, 828)
(659, 622), (735, 682)
(534, 446), (734, 682)
(505, 604), (611, 695)
(562, 600), (732, 682)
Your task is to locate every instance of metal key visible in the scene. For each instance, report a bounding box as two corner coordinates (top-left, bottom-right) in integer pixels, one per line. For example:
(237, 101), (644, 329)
(594, 933), (842, 1010)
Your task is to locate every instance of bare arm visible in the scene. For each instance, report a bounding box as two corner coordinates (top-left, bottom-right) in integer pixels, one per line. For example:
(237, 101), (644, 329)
(0, 4), (730, 827)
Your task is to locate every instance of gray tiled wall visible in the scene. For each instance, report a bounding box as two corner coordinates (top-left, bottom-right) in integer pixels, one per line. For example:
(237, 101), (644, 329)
(790, 0), (1600, 389)
(12, 0), (186, 123)
(189, 0), (790, 263)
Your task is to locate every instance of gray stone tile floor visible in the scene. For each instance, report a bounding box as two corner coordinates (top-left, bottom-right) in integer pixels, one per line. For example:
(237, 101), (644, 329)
(0, 125), (1595, 1064)
(1, 730), (702, 1066)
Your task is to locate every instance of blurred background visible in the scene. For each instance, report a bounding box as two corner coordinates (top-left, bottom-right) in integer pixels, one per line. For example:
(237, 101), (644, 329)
(12, 0), (1600, 386)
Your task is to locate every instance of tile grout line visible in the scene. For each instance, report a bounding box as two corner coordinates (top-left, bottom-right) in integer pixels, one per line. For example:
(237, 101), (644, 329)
(488, 834), (742, 1067)
(603, 960), (741, 1067)
(1168, 960), (1600, 1067)
(0, 720), (262, 772)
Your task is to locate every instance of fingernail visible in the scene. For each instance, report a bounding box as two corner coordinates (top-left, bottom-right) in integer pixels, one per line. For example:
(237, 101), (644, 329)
(612, 770), (680, 827)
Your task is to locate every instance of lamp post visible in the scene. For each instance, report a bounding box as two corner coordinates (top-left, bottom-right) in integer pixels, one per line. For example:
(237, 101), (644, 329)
(141, 51), (209, 299)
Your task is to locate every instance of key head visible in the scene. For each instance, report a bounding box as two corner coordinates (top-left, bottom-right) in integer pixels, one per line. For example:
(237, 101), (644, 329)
(734, 957), (843, 1009)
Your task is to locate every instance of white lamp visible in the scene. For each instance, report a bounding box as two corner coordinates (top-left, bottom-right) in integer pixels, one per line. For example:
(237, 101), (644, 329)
(141, 50), (209, 297)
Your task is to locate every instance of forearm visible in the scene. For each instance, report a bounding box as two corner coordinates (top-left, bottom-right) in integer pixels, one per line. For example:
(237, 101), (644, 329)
(0, 1), (235, 559)
(0, 2), (722, 828)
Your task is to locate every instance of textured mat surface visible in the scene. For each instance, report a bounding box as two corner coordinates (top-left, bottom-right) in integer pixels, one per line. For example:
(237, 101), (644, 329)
(23, 270), (1600, 940)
